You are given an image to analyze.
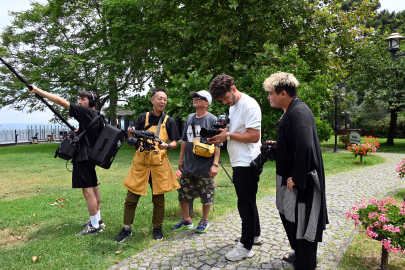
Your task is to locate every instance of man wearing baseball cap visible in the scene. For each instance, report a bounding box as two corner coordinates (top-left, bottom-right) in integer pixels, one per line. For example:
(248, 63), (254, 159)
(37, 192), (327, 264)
(172, 90), (221, 233)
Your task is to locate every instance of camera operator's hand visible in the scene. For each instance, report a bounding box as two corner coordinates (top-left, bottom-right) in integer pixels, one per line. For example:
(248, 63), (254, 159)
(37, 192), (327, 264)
(178, 159), (184, 171)
(158, 142), (169, 150)
(286, 177), (295, 191)
(127, 126), (135, 137)
(207, 128), (227, 144)
(27, 84), (39, 94)
(209, 164), (218, 178)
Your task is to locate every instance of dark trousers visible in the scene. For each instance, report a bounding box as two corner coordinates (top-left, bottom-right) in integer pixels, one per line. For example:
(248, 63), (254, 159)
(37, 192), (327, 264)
(280, 213), (318, 270)
(124, 176), (165, 228)
(232, 166), (261, 250)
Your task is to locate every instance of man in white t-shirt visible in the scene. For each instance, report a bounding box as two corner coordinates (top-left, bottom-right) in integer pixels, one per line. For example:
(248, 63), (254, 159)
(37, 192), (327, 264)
(208, 74), (262, 261)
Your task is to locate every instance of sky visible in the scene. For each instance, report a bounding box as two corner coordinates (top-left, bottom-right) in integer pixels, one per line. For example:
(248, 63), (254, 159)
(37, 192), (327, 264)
(1, 0), (405, 125)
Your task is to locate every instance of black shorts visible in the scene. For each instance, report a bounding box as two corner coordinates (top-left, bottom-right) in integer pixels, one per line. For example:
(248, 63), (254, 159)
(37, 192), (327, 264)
(72, 161), (98, 188)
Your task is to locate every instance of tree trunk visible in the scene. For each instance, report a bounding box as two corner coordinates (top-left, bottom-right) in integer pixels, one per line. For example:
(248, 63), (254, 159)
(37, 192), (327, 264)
(384, 108), (398, 146)
(109, 88), (118, 127)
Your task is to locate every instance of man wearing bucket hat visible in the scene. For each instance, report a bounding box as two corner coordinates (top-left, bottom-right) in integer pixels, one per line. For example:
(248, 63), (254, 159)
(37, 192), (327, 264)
(172, 90), (221, 233)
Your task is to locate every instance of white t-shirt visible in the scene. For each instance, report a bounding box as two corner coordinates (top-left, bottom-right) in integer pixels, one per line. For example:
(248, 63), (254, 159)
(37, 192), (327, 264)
(228, 93), (261, 167)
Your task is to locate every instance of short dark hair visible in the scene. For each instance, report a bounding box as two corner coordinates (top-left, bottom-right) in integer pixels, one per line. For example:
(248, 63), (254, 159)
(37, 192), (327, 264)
(209, 74), (235, 99)
(274, 85), (297, 97)
(151, 88), (168, 98)
(78, 91), (95, 100)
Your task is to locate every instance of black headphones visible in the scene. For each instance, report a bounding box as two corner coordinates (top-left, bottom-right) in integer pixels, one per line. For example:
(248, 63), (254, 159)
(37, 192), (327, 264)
(89, 91), (96, 107)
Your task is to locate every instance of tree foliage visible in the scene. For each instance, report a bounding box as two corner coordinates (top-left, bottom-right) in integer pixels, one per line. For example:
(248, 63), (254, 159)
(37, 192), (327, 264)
(347, 30), (405, 145)
(366, 9), (405, 34)
(0, 0), (160, 125)
(0, 0), (379, 131)
(152, 0), (378, 84)
(126, 44), (334, 141)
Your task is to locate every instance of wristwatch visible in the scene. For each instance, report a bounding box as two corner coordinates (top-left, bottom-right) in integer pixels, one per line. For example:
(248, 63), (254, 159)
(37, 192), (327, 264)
(227, 132), (231, 141)
(167, 144), (171, 150)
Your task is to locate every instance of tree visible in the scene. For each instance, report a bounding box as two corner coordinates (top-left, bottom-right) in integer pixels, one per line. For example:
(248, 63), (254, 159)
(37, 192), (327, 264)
(0, 0), (160, 125)
(152, 0), (378, 83)
(366, 9), (405, 34)
(126, 44), (334, 142)
(348, 30), (405, 145)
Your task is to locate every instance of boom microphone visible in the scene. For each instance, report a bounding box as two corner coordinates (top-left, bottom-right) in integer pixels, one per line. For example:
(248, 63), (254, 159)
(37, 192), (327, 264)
(0, 57), (76, 131)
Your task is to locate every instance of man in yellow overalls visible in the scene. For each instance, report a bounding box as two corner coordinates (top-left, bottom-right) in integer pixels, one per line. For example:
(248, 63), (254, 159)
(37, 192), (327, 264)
(114, 88), (181, 242)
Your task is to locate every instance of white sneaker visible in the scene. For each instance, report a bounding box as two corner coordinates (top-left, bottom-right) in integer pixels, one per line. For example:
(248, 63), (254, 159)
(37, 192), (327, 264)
(225, 242), (255, 261)
(235, 235), (263, 245)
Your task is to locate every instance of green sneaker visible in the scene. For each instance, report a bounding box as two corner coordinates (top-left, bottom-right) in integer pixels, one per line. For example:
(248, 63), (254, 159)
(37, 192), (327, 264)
(171, 218), (193, 230)
(195, 219), (210, 233)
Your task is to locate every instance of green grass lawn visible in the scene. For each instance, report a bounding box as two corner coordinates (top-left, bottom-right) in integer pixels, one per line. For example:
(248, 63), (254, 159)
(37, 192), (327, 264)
(0, 142), (386, 269)
(338, 189), (405, 270)
(320, 137), (405, 154)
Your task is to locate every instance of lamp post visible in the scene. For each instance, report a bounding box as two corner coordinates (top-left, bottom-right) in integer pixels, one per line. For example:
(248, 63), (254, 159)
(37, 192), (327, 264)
(385, 32), (405, 60)
(342, 111), (350, 148)
(333, 90), (345, 153)
(386, 32), (405, 205)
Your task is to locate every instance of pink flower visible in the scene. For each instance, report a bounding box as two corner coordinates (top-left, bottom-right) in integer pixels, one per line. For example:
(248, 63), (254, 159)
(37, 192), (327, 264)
(175, 170), (182, 180)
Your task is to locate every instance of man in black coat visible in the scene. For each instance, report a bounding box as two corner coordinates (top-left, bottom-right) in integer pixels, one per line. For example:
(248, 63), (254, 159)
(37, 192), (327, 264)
(263, 72), (328, 269)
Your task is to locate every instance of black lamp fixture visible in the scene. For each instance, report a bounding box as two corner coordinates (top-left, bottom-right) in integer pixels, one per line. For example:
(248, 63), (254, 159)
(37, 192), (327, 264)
(385, 32), (405, 60)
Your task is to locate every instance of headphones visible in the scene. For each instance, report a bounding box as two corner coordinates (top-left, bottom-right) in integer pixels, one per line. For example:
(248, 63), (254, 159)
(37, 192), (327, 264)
(89, 91), (96, 107)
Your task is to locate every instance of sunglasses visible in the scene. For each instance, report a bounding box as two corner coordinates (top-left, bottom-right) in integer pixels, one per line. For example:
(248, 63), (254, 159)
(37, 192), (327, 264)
(194, 96), (207, 101)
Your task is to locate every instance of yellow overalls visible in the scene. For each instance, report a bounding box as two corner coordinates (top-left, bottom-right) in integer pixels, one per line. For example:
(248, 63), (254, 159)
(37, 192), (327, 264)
(122, 112), (180, 195)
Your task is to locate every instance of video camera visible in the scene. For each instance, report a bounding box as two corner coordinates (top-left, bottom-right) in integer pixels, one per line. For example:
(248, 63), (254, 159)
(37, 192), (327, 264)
(127, 129), (162, 152)
(250, 141), (276, 169)
(200, 113), (230, 138)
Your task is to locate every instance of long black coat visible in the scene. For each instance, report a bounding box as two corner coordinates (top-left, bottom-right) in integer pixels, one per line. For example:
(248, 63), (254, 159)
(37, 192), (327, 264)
(275, 98), (328, 242)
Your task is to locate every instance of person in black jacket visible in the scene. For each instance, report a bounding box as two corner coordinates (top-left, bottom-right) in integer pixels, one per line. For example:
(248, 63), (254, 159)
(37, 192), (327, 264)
(263, 72), (328, 269)
(28, 85), (104, 236)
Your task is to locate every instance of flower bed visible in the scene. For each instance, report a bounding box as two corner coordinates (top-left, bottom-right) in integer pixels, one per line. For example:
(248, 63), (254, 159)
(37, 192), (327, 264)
(347, 198), (405, 254)
(347, 136), (380, 156)
(396, 158), (405, 179)
(339, 134), (350, 144)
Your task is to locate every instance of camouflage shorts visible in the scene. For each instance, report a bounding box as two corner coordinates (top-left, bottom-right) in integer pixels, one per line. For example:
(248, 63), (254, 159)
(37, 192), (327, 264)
(178, 171), (215, 205)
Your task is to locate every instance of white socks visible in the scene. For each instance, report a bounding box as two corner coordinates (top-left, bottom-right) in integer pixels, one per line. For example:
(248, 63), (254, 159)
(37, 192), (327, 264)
(97, 210), (101, 221)
(90, 215), (99, 229)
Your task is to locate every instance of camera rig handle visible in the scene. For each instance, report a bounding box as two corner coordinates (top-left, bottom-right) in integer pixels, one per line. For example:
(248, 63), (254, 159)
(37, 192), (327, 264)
(0, 57), (77, 132)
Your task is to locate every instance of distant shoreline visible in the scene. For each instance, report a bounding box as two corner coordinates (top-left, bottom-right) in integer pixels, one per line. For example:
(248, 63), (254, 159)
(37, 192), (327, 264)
(0, 123), (75, 131)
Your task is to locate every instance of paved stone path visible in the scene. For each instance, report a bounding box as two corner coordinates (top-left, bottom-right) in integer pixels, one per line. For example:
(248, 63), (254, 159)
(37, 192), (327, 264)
(110, 152), (405, 270)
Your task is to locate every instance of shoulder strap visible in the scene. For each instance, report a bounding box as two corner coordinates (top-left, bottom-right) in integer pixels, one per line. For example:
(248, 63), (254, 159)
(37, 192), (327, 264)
(79, 114), (103, 148)
(191, 113), (197, 138)
(155, 112), (166, 138)
(143, 112), (154, 131)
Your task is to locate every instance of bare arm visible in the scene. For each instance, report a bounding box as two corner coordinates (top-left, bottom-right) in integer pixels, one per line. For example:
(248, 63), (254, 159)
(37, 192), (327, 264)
(158, 140), (178, 150)
(208, 128), (260, 144)
(178, 140), (187, 171)
(209, 146), (221, 178)
(28, 85), (70, 109)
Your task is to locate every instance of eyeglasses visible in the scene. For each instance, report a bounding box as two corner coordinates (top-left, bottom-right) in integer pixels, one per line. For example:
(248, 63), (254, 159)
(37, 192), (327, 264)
(194, 96), (207, 101)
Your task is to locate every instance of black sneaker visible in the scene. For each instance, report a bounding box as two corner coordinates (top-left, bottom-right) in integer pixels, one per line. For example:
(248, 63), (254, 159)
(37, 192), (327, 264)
(114, 227), (132, 243)
(76, 225), (103, 236)
(81, 219), (105, 228)
(153, 227), (163, 240)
